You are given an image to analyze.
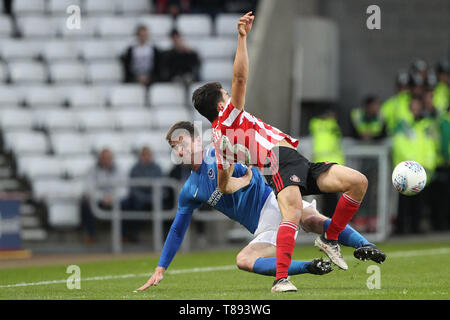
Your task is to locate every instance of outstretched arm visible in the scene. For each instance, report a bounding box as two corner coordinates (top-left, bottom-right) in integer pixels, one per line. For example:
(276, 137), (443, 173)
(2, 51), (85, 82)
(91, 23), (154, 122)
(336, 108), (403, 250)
(217, 164), (253, 194)
(231, 12), (254, 111)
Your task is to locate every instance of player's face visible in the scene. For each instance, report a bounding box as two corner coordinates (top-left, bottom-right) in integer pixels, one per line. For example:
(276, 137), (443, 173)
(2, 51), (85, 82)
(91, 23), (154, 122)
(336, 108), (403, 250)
(170, 134), (202, 166)
(219, 88), (229, 108)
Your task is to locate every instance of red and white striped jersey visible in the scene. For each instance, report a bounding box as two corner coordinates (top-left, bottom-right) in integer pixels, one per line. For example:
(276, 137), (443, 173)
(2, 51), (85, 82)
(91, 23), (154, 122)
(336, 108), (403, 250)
(212, 99), (298, 170)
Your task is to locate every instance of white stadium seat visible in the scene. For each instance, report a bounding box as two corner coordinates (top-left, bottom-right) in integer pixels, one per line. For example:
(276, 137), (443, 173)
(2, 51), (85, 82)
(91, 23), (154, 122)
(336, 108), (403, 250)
(200, 60), (233, 82)
(49, 62), (86, 84)
(24, 86), (65, 108)
(48, 0), (81, 16)
(215, 14), (242, 37)
(61, 155), (95, 178)
(0, 109), (34, 130)
(32, 178), (84, 200)
(116, 0), (152, 15)
(46, 200), (81, 228)
(78, 41), (117, 61)
(3, 131), (49, 155)
(188, 38), (236, 60)
(152, 108), (192, 130)
(116, 154), (136, 174)
(154, 153), (174, 174)
(0, 87), (24, 105)
(137, 15), (173, 38)
(0, 15), (13, 38)
(96, 17), (137, 38)
(51, 132), (90, 155)
(0, 63), (7, 83)
(17, 155), (64, 179)
(0, 40), (42, 61)
(124, 130), (169, 153)
(33, 109), (78, 131)
(109, 85), (146, 107)
(76, 110), (116, 131)
(55, 16), (96, 38)
(84, 0), (116, 15)
(13, 0), (46, 16)
(87, 132), (131, 154)
(148, 83), (186, 106)
(66, 86), (106, 108)
(18, 17), (56, 38)
(8, 62), (47, 84)
(86, 62), (122, 84)
(42, 41), (79, 61)
(176, 14), (212, 37)
(114, 110), (152, 131)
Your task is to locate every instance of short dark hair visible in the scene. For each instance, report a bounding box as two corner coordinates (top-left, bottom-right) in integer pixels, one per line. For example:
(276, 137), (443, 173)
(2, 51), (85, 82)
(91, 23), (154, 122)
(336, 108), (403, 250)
(166, 121), (198, 144)
(192, 82), (223, 123)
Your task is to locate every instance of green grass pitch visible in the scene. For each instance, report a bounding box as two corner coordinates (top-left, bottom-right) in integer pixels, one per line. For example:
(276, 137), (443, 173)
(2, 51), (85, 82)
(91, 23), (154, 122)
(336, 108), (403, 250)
(1, 241), (449, 300)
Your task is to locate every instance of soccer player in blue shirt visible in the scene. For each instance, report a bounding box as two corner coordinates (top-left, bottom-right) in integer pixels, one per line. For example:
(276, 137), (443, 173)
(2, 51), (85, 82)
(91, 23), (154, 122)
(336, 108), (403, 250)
(136, 121), (385, 291)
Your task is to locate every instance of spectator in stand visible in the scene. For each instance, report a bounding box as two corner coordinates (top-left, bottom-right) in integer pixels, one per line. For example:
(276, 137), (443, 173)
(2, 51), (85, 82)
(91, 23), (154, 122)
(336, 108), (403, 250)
(120, 24), (163, 86)
(422, 87), (438, 120)
(190, 0), (225, 19)
(153, 0), (190, 17)
(121, 146), (163, 243)
(161, 29), (201, 83)
(434, 59), (450, 114)
(410, 58), (428, 84)
(350, 95), (386, 141)
(80, 148), (127, 244)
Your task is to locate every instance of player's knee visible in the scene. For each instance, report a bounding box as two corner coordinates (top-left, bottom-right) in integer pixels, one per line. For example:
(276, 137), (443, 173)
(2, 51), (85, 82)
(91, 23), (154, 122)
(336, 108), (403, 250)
(235, 253), (253, 272)
(354, 172), (368, 192)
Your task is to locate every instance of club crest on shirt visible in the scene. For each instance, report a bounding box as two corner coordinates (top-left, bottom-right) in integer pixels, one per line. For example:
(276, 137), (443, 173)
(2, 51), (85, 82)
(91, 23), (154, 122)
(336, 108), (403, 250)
(290, 175), (300, 183)
(208, 168), (215, 180)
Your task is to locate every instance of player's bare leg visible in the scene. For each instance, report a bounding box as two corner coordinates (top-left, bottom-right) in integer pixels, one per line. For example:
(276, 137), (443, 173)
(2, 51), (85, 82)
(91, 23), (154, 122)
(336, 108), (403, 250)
(314, 165), (368, 269)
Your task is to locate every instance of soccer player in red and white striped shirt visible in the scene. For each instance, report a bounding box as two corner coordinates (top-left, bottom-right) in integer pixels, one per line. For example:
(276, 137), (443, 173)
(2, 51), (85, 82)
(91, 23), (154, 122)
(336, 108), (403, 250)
(192, 12), (370, 293)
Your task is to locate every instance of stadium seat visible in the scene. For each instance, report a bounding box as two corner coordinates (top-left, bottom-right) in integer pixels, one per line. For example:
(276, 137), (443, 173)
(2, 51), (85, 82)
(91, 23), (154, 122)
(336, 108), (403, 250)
(48, 0), (81, 16)
(188, 38), (236, 60)
(152, 108), (192, 130)
(78, 41), (117, 61)
(66, 86), (106, 108)
(109, 85), (146, 107)
(46, 200), (81, 228)
(114, 110), (152, 131)
(23, 86), (65, 108)
(176, 14), (212, 37)
(32, 178), (84, 200)
(0, 15), (13, 38)
(8, 62), (48, 84)
(116, 0), (152, 15)
(55, 16), (96, 38)
(3, 131), (49, 155)
(0, 40), (42, 61)
(42, 41), (79, 62)
(0, 87), (24, 106)
(18, 17), (56, 38)
(95, 17), (137, 38)
(200, 60), (233, 82)
(0, 63), (7, 83)
(12, 0), (46, 16)
(17, 155), (65, 179)
(116, 154), (136, 174)
(137, 15), (173, 38)
(51, 132), (90, 156)
(154, 153), (174, 174)
(215, 14), (242, 37)
(86, 131), (131, 154)
(86, 62), (122, 84)
(33, 110), (78, 131)
(148, 83), (186, 107)
(124, 130), (169, 153)
(0, 109), (34, 130)
(48, 62), (86, 84)
(84, 0), (116, 15)
(61, 155), (95, 178)
(76, 110), (116, 131)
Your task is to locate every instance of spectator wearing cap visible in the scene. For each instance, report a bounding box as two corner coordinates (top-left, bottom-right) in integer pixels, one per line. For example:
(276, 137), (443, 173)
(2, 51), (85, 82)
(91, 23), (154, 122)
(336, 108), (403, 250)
(410, 58), (428, 83)
(160, 29), (201, 83)
(350, 95), (386, 141)
(433, 60), (450, 114)
(380, 70), (411, 135)
(121, 25), (163, 86)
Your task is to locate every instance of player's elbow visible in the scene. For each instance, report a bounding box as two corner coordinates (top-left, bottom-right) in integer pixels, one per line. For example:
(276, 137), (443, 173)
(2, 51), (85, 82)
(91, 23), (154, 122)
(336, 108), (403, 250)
(233, 75), (247, 86)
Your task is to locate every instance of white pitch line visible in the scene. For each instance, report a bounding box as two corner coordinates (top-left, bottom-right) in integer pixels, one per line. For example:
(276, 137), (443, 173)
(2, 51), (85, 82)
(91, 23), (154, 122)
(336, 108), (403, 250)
(1, 247), (449, 289)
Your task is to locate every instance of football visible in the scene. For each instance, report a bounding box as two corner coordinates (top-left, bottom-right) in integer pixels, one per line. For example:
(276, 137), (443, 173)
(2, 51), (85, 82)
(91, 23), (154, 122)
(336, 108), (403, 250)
(392, 161), (427, 196)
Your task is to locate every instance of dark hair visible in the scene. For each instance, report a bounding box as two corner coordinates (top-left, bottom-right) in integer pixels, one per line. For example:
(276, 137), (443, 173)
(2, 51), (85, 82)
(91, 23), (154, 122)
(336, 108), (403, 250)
(170, 28), (180, 38)
(192, 82), (224, 123)
(363, 95), (378, 106)
(166, 121), (198, 144)
(135, 24), (148, 35)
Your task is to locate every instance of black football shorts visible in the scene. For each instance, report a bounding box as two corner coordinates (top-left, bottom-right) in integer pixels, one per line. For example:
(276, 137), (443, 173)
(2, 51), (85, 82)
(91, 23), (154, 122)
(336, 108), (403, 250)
(263, 146), (336, 196)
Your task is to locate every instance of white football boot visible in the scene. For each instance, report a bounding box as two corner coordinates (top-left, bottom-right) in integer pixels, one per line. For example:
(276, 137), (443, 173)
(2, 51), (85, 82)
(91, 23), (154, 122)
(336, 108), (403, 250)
(314, 234), (348, 270)
(271, 277), (297, 293)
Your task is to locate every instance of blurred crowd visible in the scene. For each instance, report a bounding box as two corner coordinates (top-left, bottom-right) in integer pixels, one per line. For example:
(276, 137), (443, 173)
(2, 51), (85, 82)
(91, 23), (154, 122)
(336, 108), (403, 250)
(309, 58), (450, 235)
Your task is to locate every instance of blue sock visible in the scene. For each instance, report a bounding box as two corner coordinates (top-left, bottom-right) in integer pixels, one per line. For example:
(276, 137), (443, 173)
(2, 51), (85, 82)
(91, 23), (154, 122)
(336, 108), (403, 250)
(323, 219), (374, 248)
(252, 257), (312, 276)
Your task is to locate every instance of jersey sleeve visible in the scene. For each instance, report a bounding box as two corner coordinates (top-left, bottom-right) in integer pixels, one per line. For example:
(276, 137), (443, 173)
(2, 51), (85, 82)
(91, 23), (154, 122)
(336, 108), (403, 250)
(157, 184), (201, 269)
(218, 99), (243, 128)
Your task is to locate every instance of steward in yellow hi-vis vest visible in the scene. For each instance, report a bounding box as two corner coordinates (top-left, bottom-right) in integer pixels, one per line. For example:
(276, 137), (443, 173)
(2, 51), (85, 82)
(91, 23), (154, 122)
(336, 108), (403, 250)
(309, 111), (345, 165)
(351, 95), (386, 141)
(433, 60), (450, 114)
